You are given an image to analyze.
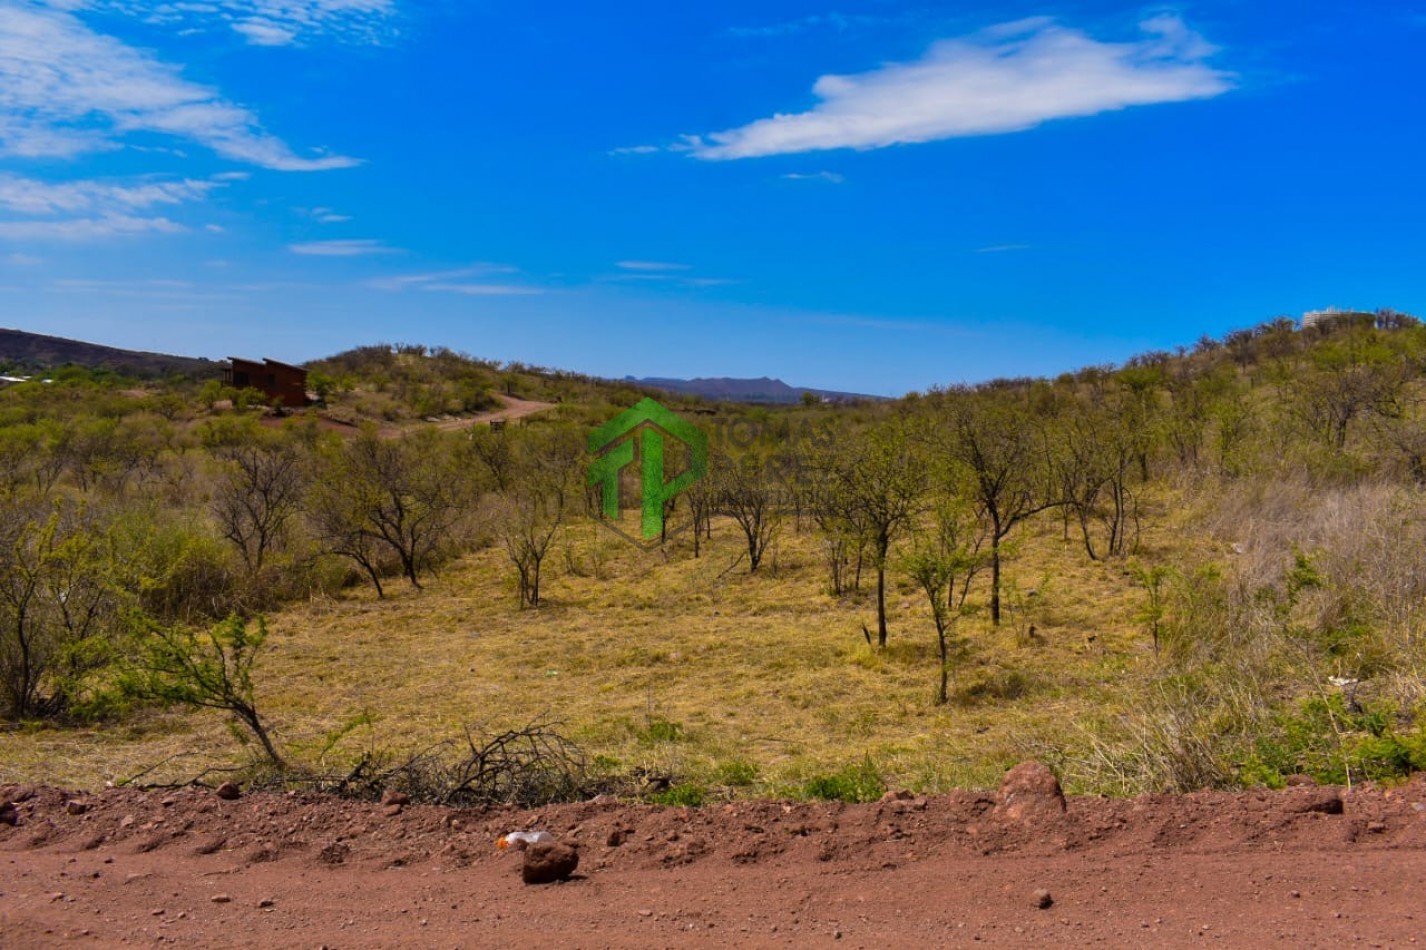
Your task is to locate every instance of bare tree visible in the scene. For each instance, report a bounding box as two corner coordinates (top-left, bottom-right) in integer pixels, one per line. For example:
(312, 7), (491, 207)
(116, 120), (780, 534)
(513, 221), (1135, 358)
(308, 428), (468, 596)
(716, 450), (783, 573)
(210, 435), (306, 574)
(929, 390), (1053, 625)
(902, 491), (989, 704)
(822, 418), (925, 646)
(494, 427), (583, 607)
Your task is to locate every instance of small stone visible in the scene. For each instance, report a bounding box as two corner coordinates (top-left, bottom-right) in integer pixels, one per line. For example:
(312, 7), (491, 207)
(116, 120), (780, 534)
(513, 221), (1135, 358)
(522, 840), (579, 885)
(383, 804), (404, 817)
(0, 802), (17, 827)
(118, 815), (135, 828)
(258, 898), (275, 909)
(1033, 889), (1054, 910)
(65, 800), (89, 816)
(380, 790), (410, 807)
(606, 829), (626, 847)
(215, 783), (241, 801)
(210, 894), (231, 904)
(1367, 821), (1388, 834)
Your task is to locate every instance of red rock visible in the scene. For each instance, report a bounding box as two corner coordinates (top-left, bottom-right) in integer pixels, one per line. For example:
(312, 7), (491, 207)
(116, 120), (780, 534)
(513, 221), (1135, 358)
(381, 790), (410, 807)
(993, 761), (1067, 824)
(215, 782), (241, 801)
(522, 841), (579, 885)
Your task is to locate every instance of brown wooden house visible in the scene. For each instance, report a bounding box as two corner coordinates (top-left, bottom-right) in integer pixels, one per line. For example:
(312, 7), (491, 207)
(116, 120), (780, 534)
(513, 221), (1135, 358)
(225, 357), (309, 408)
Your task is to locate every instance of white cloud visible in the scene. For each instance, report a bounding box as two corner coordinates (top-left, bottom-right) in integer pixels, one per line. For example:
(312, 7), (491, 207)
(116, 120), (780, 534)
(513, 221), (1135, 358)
(421, 282), (543, 297)
(5, 252), (41, 264)
(781, 171), (846, 184)
(99, 0), (397, 47)
(0, 3), (358, 169)
(608, 145), (660, 156)
(974, 243), (1031, 253)
(0, 214), (183, 240)
(616, 260), (691, 272)
(690, 15), (1232, 159)
(367, 265), (516, 290)
(0, 174), (216, 215)
(0, 172), (221, 240)
(232, 18), (298, 47)
(289, 238), (395, 256)
(367, 265), (535, 295)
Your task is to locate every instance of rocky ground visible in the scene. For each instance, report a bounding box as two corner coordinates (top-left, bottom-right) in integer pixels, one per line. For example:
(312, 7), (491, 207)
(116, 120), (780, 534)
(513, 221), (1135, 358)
(3, 765), (1425, 947)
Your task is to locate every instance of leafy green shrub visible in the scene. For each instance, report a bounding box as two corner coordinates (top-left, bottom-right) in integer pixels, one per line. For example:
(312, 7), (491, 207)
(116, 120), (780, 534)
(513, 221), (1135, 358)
(1242, 693), (1426, 787)
(650, 783), (706, 807)
(802, 757), (885, 803)
(714, 759), (759, 787)
(640, 717), (684, 744)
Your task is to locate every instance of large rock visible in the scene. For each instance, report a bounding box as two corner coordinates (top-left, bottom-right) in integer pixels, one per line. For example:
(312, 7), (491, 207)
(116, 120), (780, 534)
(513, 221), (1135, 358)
(992, 761), (1066, 824)
(0, 802), (17, 827)
(521, 840), (579, 885)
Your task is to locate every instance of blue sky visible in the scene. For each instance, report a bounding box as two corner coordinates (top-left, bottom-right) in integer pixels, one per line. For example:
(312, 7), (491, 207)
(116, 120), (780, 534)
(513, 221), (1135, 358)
(0, 1), (1422, 395)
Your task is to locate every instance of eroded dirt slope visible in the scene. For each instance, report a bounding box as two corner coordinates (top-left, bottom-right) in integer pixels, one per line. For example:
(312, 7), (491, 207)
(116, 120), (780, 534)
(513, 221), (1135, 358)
(3, 773), (1426, 947)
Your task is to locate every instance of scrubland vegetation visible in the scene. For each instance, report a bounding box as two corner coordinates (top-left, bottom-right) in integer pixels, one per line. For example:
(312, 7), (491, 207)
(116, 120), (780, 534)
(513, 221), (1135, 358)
(5, 313), (1426, 802)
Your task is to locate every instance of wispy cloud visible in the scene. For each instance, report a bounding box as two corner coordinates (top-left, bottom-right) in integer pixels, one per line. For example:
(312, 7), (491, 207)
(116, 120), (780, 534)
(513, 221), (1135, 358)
(299, 206), (353, 223)
(99, 0), (398, 47)
(608, 145), (660, 156)
(232, 19), (298, 47)
(0, 172), (224, 241)
(0, 174), (217, 216)
(0, 215), (183, 240)
(974, 243), (1031, 253)
(689, 15), (1232, 159)
(0, 3), (358, 169)
(367, 265), (518, 290)
(616, 260), (691, 272)
(289, 238), (396, 256)
(4, 252), (40, 265)
(602, 261), (737, 289)
(421, 282), (544, 296)
(781, 171), (846, 184)
(367, 264), (539, 295)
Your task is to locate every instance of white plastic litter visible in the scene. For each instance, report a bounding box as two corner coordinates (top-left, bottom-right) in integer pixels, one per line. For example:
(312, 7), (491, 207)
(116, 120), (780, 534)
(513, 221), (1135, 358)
(498, 831), (554, 850)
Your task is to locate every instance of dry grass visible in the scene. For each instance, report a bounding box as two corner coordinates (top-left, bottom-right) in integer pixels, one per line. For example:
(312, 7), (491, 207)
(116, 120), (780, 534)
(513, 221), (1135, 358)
(0, 493), (1204, 796)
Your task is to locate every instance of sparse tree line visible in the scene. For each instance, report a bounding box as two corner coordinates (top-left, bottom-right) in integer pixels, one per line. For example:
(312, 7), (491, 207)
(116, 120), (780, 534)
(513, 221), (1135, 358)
(7, 312), (1426, 790)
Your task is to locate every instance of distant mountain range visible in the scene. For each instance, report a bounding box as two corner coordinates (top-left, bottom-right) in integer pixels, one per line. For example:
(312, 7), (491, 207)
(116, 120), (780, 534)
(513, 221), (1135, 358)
(0, 328), (880, 404)
(629, 376), (882, 404)
(0, 328), (220, 379)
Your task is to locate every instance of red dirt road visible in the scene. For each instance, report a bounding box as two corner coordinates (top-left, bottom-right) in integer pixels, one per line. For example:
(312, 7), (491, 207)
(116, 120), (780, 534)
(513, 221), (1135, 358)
(3, 779), (1426, 948)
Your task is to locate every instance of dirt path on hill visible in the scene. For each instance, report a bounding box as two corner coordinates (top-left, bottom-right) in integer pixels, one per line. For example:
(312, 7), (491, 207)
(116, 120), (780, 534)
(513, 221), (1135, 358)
(4, 772), (1426, 947)
(433, 394), (556, 430)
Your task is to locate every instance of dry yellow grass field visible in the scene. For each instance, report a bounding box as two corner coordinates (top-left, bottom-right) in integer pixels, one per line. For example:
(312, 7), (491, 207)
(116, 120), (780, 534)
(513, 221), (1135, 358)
(0, 491), (1206, 797)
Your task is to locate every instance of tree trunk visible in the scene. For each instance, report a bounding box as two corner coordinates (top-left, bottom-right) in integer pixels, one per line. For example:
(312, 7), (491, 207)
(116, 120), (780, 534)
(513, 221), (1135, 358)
(876, 536), (889, 648)
(937, 623), (949, 705)
(990, 536), (1003, 626)
(238, 703), (284, 767)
